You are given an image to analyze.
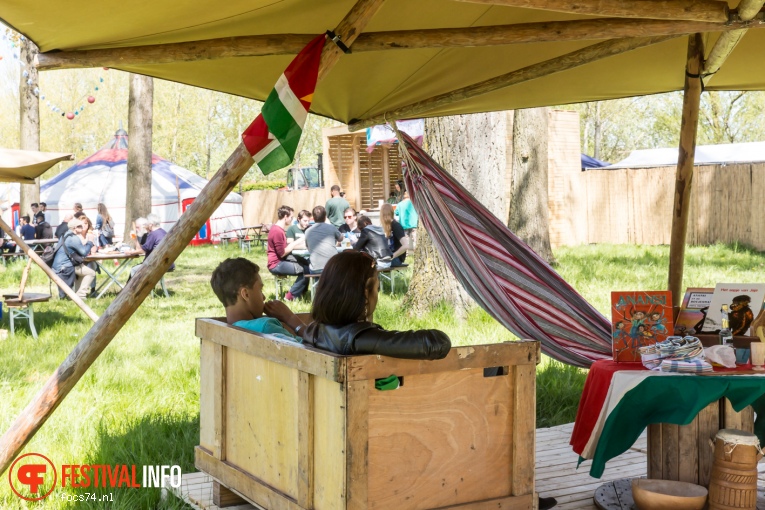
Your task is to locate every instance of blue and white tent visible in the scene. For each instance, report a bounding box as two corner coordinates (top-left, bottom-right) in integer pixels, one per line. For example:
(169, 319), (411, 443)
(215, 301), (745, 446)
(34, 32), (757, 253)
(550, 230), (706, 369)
(40, 128), (243, 243)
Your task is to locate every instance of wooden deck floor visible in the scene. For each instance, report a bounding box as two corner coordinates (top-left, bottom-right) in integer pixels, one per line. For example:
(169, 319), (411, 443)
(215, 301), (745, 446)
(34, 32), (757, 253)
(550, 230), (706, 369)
(170, 422), (765, 510)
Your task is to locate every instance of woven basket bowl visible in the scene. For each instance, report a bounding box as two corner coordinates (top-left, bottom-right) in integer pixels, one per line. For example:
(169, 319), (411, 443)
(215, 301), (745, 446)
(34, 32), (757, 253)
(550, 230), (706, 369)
(631, 479), (708, 510)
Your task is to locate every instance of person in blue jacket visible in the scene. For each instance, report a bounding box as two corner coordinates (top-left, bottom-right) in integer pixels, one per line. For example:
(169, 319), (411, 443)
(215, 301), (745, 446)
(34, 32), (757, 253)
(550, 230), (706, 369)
(51, 218), (97, 298)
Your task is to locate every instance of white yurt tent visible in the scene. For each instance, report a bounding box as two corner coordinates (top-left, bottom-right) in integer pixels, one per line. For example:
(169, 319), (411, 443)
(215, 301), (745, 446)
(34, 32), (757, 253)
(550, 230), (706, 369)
(40, 128), (243, 243)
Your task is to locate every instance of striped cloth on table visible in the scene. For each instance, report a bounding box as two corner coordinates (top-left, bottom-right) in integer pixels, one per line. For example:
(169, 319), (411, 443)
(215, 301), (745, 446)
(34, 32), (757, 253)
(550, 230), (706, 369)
(660, 359), (713, 373)
(398, 131), (612, 368)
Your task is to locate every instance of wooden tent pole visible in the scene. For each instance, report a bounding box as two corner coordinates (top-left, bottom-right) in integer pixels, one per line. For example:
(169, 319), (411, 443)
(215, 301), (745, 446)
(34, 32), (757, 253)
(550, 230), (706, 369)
(0, 0), (385, 478)
(668, 34), (704, 310)
(702, 0), (765, 85)
(0, 218), (99, 322)
(453, 0), (729, 23)
(349, 35), (678, 130)
(35, 18), (765, 71)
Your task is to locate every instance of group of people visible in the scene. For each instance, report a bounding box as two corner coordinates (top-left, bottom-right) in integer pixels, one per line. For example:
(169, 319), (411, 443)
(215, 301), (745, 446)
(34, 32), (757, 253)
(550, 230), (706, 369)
(266, 183), (417, 301)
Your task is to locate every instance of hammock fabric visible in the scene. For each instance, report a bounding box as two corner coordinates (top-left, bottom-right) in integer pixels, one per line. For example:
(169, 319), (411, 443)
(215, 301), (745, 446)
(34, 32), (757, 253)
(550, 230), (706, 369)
(398, 131), (612, 368)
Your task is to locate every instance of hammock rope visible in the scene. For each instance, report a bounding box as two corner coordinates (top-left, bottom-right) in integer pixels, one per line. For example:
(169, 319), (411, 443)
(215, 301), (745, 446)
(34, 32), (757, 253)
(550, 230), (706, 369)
(393, 125), (612, 368)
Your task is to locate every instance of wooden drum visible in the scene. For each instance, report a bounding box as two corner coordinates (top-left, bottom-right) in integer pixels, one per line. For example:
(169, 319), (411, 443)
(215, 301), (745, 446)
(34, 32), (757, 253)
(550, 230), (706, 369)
(708, 429), (763, 510)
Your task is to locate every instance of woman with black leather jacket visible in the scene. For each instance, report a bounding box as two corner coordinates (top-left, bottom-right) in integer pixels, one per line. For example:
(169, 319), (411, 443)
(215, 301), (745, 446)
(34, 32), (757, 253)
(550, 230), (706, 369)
(303, 251), (450, 360)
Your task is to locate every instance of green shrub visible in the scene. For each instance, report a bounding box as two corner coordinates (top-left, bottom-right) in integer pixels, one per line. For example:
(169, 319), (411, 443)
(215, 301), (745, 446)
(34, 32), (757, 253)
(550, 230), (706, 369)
(241, 180), (287, 191)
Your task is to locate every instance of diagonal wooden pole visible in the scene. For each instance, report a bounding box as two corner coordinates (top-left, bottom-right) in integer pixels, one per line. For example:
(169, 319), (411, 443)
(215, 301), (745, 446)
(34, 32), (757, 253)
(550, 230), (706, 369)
(0, 0), (386, 478)
(668, 33), (704, 310)
(0, 218), (98, 322)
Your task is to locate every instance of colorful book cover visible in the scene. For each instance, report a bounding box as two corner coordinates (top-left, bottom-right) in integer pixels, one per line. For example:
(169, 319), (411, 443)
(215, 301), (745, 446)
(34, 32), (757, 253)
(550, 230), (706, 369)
(674, 287), (714, 335)
(611, 291), (674, 362)
(701, 283), (765, 335)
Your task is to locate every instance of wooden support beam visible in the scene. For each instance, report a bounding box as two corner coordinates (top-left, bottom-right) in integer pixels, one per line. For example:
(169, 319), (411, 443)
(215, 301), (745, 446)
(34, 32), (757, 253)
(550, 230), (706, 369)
(668, 34), (704, 310)
(453, 0), (729, 23)
(36, 17), (764, 71)
(0, 217), (99, 322)
(702, 0), (765, 85)
(0, 0), (384, 478)
(348, 35), (678, 131)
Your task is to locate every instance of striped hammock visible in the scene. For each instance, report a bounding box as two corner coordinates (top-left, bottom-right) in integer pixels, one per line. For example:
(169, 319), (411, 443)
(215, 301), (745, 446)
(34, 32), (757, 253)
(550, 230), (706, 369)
(398, 131), (612, 368)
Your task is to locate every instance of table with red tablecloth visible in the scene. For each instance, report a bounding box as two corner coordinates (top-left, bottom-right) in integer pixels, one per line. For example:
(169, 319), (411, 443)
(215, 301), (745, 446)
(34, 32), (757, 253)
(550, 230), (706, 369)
(570, 359), (765, 478)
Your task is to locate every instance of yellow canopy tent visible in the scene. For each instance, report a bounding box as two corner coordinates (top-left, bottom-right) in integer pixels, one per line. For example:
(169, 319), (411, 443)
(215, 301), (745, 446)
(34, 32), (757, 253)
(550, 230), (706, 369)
(2, 0), (764, 125)
(0, 148), (72, 183)
(1, 0), (764, 480)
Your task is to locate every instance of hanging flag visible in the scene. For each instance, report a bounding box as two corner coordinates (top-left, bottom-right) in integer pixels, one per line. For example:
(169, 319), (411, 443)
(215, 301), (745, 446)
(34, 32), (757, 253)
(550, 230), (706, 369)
(242, 34), (326, 175)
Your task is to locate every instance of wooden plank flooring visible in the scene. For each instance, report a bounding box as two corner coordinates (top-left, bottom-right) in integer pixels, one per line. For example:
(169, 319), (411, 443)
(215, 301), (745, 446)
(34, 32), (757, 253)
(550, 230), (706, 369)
(170, 422), (765, 510)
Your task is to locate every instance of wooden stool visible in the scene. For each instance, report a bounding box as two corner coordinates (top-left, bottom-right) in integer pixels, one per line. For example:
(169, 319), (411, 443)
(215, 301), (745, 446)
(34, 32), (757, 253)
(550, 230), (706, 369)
(273, 274), (290, 300)
(3, 293), (51, 340)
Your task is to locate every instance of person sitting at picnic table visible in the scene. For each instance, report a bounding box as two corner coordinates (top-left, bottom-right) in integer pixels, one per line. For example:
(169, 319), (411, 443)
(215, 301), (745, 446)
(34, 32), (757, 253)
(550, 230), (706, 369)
(381, 203), (409, 267)
(286, 209), (312, 246)
(305, 205), (342, 275)
(19, 215), (35, 241)
(129, 214), (174, 278)
(267, 205), (309, 301)
(34, 212), (53, 240)
(211, 257), (307, 342)
(325, 184), (350, 228)
(55, 213), (73, 239)
(51, 218), (97, 298)
(353, 215), (392, 269)
(74, 202), (83, 214)
(0, 235), (16, 254)
(96, 203), (115, 247)
(338, 207), (361, 243)
(304, 251), (450, 359)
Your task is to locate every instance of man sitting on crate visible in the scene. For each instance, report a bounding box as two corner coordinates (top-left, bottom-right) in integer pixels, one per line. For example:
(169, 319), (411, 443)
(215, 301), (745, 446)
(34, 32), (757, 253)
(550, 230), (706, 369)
(267, 205), (309, 301)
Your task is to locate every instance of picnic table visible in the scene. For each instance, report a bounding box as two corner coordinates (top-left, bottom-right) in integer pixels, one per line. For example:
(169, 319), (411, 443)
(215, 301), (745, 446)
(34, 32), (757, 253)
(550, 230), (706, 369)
(27, 238), (58, 254)
(221, 225), (268, 252)
(84, 251), (141, 298)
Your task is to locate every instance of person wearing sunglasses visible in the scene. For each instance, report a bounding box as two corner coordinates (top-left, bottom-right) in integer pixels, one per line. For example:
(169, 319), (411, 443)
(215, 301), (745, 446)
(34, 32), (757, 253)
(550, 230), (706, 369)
(303, 250), (450, 359)
(338, 207), (360, 244)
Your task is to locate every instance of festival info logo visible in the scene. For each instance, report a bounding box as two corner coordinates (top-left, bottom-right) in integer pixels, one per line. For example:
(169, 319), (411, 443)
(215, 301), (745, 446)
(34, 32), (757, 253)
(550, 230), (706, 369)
(8, 453), (57, 501)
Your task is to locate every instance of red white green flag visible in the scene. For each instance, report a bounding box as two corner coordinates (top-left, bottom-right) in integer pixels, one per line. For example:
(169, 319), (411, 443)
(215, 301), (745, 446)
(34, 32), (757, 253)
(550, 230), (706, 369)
(242, 34), (326, 175)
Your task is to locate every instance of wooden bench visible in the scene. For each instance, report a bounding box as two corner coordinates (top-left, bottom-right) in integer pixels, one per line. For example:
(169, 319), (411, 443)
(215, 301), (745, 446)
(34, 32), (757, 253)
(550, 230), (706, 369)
(196, 318), (540, 510)
(377, 263), (409, 293)
(3, 292), (51, 340)
(1, 252), (25, 266)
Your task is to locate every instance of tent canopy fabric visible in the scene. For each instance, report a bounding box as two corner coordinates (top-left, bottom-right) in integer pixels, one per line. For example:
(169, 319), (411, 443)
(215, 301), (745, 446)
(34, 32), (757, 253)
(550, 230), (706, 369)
(0, 148), (73, 183)
(2, 1), (763, 124)
(604, 140), (765, 169)
(39, 129), (243, 239)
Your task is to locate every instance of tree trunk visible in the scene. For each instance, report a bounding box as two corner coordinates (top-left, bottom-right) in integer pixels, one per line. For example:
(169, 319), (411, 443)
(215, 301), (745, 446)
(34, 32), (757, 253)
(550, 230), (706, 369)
(124, 74), (154, 240)
(19, 38), (40, 220)
(508, 107), (555, 264)
(404, 113), (508, 318)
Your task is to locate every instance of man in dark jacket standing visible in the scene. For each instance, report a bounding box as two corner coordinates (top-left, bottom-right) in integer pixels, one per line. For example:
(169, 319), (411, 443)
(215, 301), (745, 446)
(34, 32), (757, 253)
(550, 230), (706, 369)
(34, 212), (53, 239)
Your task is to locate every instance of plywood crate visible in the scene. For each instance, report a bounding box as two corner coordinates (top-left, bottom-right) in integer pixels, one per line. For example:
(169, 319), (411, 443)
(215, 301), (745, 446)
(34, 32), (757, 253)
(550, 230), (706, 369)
(196, 318), (539, 510)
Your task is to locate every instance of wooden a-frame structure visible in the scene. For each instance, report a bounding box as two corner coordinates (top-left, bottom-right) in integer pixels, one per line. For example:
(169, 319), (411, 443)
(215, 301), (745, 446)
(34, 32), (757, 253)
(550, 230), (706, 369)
(1, 0), (764, 476)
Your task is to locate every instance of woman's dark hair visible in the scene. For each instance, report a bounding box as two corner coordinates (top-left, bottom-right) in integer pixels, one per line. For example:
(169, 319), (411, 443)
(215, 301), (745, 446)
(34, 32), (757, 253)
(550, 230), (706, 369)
(312, 251), (377, 325)
(211, 257), (260, 307)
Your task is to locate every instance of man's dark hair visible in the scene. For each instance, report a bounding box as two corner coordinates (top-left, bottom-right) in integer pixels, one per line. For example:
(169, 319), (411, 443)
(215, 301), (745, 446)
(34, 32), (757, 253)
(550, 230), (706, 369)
(297, 209), (312, 220)
(732, 295), (751, 304)
(74, 211), (86, 219)
(31, 203), (39, 208)
(312, 251), (377, 325)
(40, 202), (47, 208)
(21, 215), (30, 224)
(312, 205), (327, 223)
(210, 258), (260, 307)
(344, 207), (356, 216)
(357, 215), (372, 229)
(330, 184), (341, 193)
(276, 205), (293, 220)
(35, 212), (45, 222)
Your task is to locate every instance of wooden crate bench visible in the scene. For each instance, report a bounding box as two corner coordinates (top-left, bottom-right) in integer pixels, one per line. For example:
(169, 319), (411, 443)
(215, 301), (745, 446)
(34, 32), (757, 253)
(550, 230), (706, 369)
(196, 318), (540, 510)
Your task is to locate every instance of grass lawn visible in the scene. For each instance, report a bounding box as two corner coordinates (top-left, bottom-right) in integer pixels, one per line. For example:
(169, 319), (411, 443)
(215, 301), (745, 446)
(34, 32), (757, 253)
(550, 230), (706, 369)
(0, 242), (763, 508)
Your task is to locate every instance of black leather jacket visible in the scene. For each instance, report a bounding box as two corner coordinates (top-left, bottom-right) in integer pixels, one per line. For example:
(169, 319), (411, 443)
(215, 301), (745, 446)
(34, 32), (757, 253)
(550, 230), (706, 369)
(353, 225), (392, 261)
(304, 321), (451, 360)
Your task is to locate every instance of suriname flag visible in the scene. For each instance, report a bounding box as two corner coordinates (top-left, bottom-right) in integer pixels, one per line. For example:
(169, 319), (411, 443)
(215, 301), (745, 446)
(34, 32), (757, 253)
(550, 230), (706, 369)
(242, 34), (326, 175)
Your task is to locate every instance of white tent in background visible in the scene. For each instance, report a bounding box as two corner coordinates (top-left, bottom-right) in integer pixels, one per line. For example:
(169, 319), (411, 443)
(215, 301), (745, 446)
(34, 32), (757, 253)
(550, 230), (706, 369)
(38, 128), (243, 243)
(604, 141), (765, 169)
